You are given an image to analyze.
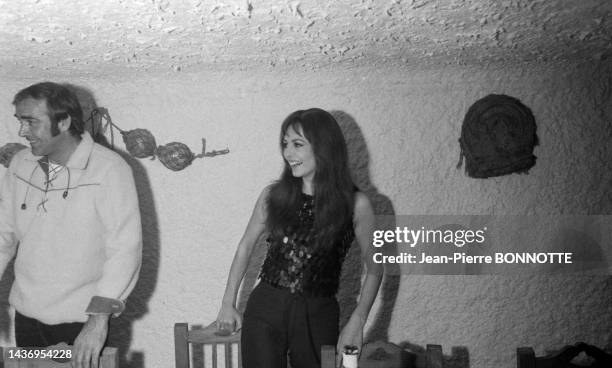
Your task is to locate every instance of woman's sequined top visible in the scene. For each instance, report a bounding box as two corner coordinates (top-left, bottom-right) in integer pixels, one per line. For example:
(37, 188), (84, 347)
(259, 193), (355, 297)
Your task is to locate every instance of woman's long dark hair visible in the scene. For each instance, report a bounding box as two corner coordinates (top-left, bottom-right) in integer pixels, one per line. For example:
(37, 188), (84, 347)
(266, 108), (355, 249)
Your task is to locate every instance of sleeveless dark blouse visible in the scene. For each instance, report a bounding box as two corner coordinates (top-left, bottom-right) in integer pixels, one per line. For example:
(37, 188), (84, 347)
(259, 193), (355, 297)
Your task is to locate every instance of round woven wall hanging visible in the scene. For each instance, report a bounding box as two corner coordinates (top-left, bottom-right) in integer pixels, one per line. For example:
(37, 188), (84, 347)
(457, 94), (539, 178)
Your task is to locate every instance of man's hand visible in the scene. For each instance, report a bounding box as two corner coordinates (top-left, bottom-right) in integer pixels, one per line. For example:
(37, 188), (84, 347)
(72, 314), (109, 368)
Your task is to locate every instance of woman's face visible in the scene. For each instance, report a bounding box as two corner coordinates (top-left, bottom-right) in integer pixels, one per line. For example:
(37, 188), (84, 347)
(282, 124), (316, 185)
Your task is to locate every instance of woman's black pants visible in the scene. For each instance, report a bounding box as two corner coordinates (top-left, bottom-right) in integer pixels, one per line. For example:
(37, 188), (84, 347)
(241, 281), (339, 368)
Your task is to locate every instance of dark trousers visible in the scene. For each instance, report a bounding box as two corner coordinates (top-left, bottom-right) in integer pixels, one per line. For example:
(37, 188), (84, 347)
(15, 311), (84, 347)
(241, 281), (339, 368)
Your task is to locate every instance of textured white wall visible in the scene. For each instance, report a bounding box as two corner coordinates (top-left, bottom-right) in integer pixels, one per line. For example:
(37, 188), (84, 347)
(0, 61), (610, 368)
(2, 0), (610, 75)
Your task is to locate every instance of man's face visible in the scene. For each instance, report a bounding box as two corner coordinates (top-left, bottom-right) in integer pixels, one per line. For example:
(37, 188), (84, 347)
(14, 97), (64, 158)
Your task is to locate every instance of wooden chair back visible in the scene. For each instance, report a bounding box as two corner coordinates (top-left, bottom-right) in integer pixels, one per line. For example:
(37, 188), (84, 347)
(175, 323), (241, 368)
(176, 322), (446, 368)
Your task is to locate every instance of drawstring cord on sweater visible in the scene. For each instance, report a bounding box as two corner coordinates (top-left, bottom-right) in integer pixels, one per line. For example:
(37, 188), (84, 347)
(21, 161), (72, 210)
(63, 167), (71, 199)
(20, 165), (38, 210)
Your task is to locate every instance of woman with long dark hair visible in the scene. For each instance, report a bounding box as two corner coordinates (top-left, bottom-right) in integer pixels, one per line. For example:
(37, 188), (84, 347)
(216, 108), (383, 367)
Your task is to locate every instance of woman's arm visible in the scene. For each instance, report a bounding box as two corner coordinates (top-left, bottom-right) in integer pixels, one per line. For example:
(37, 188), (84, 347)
(337, 192), (384, 364)
(216, 187), (268, 332)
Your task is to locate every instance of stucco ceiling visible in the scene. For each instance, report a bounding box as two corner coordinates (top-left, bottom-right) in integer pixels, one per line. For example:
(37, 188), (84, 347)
(0, 0), (610, 76)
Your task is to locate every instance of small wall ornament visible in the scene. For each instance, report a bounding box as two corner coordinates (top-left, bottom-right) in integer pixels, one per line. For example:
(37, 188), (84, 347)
(155, 140), (224, 171)
(91, 107), (229, 171)
(122, 128), (157, 159)
(0, 143), (27, 168)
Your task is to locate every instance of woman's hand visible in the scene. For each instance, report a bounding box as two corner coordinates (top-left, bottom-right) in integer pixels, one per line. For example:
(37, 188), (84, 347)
(336, 313), (365, 367)
(216, 304), (242, 333)
(333, 191), (383, 367)
(216, 187), (268, 335)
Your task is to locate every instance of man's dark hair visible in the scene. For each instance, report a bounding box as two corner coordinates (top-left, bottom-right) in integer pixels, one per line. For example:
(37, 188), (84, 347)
(13, 82), (85, 137)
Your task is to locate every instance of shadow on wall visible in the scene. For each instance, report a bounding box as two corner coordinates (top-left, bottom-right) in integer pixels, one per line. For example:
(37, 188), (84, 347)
(66, 84), (160, 368)
(331, 110), (399, 342)
(0, 263), (14, 343)
(550, 223), (610, 273)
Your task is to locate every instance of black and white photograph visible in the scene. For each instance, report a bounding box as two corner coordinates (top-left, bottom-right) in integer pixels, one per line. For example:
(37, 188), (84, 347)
(0, 1), (611, 367)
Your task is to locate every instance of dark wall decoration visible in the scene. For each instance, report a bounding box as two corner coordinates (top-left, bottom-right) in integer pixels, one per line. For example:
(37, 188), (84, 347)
(457, 94), (538, 178)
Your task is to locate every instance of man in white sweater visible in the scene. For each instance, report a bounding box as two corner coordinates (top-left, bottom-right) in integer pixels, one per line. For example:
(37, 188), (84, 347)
(0, 82), (142, 368)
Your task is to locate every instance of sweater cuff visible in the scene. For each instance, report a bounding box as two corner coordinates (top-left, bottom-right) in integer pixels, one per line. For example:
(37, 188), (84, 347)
(85, 296), (125, 317)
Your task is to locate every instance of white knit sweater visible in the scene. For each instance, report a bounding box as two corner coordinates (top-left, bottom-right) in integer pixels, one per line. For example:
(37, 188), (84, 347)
(0, 132), (142, 324)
